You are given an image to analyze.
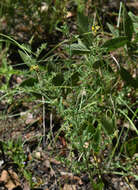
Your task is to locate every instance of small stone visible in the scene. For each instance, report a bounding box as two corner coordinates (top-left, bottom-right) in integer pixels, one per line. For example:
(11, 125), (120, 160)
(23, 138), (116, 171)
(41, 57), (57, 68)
(120, 181), (124, 186)
(34, 151), (41, 159)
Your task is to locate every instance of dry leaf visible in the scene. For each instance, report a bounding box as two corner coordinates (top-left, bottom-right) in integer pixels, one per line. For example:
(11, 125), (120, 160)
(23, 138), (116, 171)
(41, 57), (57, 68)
(0, 169), (21, 190)
(60, 172), (83, 185)
(49, 158), (61, 165)
(22, 181), (30, 190)
(66, 12), (74, 18)
(62, 184), (76, 190)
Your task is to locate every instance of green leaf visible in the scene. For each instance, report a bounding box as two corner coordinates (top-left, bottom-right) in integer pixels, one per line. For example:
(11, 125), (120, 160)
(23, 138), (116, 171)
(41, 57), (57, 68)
(102, 37), (128, 52)
(77, 13), (93, 46)
(92, 180), (104, 190)
(133, 23), (138, 33)
(77, 12), (89, 34)
(123, 5), (134, 41)
(128, 12), (138, 22)
(128, 12), (138, 33)
(107, 23), (119, 37)
(0, 33), (33, 54)
(20, 77), (38, 87)
(119, 66), (138, 89)
(93, 127), (101, 153)
(101, 117), (115, 135)
(70, 39), (90, 54)
(124, 137), (138, 157)
(18, 50), (32, 65)
(84, 117), (95, 134)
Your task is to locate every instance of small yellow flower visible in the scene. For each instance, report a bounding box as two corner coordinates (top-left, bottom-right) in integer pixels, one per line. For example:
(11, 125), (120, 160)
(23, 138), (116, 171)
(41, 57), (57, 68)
(91, 24), (100, 34)
(30, 65), (39, 71)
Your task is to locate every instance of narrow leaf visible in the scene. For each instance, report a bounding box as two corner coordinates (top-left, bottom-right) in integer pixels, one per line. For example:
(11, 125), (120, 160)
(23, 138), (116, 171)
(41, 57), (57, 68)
(102, 37), (128, 52)
(93, 127), (101, 153)
(123, 5), (134, 41)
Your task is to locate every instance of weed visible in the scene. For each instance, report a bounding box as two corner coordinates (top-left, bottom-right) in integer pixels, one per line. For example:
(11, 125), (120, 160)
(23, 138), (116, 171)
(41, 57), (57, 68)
(0, 138), (34, 188)
(0, 1), (137, 189)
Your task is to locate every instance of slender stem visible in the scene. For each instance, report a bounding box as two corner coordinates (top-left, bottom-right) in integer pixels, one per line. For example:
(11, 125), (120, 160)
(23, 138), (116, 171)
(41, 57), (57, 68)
(42, 96), (46, 148)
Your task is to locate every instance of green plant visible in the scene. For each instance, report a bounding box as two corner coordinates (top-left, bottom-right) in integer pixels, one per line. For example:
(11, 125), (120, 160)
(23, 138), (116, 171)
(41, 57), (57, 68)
(0, 1), (137, 189)
(4, 138), (26, 167)
(1, 138), (34, 188)
(56, 2), (138, 188)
